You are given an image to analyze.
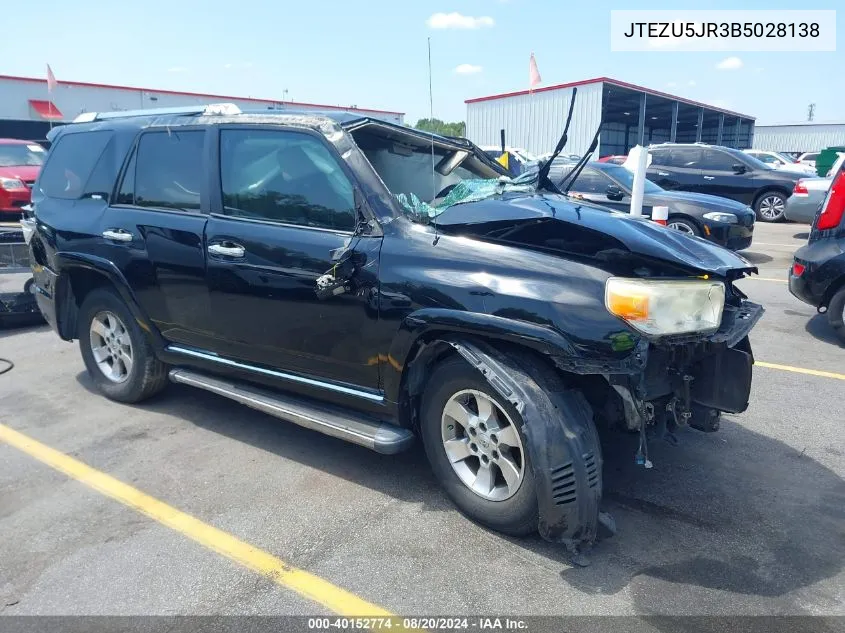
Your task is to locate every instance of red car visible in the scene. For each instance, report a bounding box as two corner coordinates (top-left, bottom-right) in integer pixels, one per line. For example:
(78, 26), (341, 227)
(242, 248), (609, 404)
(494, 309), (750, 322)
(598, 155), (627, 165)
(0, 139), (46, 217)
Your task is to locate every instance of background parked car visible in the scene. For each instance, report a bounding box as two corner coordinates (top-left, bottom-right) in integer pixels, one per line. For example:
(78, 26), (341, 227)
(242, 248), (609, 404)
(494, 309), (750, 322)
(598, 155), (627, 165)
(551, 161), (755, 250)
(0, 139), (46, 218)
(790, 160), (845, 342)
(797, 152), (820, 170)
(785, 178), (831, 224)
(480, 146), (538, 177)
(743, 149), (816, 175)
(646, 143), (804, 222)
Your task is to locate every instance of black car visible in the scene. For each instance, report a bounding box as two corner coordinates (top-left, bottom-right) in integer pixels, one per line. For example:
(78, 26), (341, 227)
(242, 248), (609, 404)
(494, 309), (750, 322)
(647, 143), (803, 222)
(789, 162), (845, 342)
(551, 161), (755, 251)
(25, 104), (763, 554)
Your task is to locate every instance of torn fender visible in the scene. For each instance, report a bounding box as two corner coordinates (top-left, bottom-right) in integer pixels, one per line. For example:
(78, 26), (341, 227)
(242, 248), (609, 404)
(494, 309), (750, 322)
(446, 338), (603, 549)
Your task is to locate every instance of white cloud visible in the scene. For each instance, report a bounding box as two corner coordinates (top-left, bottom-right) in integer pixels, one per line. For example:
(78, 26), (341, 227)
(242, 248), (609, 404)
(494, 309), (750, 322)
(427, 12), (494, 29)
(455, 64), (483, 75)
(688, 80), (696, 86)
(666, 82), (678, 88)
(167, 66), (188, 73)
(716, 56), (743, 70)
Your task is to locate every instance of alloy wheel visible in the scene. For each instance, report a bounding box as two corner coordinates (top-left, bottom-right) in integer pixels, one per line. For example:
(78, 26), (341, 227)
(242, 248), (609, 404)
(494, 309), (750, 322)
(759, 195), (785, 221)
(440, 389), (525, 502)
(668, 221), (695, 235)
(89, 311), (133, 383)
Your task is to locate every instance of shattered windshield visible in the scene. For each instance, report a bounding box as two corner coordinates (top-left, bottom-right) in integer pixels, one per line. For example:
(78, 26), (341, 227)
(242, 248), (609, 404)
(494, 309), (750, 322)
(351, 124), (536, 220)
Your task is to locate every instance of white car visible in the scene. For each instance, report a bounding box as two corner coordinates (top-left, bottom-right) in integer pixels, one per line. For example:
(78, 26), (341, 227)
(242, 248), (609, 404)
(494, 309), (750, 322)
(796, 151), (820, 170)
(744, 149), (816, 175)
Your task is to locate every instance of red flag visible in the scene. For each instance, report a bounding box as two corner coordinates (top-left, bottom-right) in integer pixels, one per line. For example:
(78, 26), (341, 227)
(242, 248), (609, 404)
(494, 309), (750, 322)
(46, 64), (57, 93)
(529, 53), (541, 89)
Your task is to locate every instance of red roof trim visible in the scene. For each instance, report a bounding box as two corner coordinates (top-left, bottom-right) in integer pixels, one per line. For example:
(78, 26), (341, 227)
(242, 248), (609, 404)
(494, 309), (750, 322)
(465, 76), (755, 120)
(29, 99), (64, 120)
(2, 74), (404, 116)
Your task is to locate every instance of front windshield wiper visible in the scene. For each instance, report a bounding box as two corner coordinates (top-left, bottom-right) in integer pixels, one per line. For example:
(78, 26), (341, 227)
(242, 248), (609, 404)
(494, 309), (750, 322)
(536, 87), (578, 193)
(558, 125), (602, 195)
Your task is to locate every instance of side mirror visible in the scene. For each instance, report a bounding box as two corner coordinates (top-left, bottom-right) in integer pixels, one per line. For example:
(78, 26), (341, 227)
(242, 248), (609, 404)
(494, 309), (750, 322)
(606, 185), (625, 201)
(732, 163), (747, 174)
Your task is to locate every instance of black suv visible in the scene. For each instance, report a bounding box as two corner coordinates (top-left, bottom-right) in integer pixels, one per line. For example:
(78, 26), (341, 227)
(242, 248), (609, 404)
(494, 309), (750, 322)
(790, 162), (845, 342)
(26, 104), (763, 554)
(647, 143), (803, 222)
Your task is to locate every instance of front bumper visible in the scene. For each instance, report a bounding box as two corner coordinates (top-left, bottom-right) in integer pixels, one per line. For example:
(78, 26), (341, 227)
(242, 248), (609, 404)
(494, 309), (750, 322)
(705, 220), (754, 251)
(0, 188), (32, 214)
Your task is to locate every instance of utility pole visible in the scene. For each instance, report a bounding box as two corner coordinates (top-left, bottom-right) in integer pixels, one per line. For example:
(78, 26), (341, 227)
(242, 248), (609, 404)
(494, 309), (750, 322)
(807, 103), (816, 122)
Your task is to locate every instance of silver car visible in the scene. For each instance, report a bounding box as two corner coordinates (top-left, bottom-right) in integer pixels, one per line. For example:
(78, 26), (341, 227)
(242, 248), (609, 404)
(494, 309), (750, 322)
(785, 177), (829, 223)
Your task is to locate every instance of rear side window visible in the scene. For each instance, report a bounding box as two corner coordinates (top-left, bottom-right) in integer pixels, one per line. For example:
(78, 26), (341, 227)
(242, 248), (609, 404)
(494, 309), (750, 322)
(699, 149), (736, 171)
(130, 130), (204, 210)
(37, 131), (113, 200)
(570, 168), (611, 194)
(665, 147), (702, 168)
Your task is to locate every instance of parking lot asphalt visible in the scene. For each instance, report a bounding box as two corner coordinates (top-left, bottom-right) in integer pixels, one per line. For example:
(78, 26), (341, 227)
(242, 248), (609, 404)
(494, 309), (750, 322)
(0, 221), (843, 618)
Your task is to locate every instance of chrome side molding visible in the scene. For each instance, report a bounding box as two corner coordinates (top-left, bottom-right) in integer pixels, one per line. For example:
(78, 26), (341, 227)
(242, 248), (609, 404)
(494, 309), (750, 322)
(166, 345), (383, 403)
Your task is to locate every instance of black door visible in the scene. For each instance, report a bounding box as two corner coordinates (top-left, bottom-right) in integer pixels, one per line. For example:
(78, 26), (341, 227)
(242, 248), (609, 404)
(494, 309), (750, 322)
(647, 146), (703, 191)
(696, 148), (758, 204)
(204, 126), (382, 390)
(100, 128), (212, 349)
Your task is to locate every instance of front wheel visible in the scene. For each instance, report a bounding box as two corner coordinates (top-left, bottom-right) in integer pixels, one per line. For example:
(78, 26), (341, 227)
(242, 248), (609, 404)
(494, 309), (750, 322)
(667, 217), (700, 236)
(420, 357), (538, 536)
(78, 287), (168, 403)
(755, 191), (787, 222)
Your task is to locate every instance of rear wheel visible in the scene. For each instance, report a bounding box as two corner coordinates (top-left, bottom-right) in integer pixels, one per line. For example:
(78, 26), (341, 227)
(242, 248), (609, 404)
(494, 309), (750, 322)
(827, 287), (845, 344)
(755, 191), (787, 222)
(78, 288), (168, 403)
(420, 357), (538, 536)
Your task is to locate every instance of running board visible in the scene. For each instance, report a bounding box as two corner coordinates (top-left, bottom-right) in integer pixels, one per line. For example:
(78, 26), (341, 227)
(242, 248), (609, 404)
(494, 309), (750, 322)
(168, 369), (413, 454)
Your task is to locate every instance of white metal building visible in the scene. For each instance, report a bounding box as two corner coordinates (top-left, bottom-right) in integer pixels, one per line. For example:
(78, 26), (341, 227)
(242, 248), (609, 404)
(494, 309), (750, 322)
(466, 77), (756, 158)
(0, 74), (404, 141)
(751, 122), (845, 153)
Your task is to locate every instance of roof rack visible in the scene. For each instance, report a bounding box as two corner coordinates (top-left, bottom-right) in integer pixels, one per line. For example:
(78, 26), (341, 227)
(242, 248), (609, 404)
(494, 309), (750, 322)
(72, 102), (242, 124)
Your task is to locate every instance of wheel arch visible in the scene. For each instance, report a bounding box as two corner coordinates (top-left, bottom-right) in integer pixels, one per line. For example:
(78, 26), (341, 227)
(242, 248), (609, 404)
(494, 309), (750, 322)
(53, 253), (162, 348)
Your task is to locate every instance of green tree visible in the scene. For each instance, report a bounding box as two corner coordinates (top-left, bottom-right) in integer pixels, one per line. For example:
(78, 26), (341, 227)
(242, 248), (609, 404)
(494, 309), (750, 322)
(414, 118), (466, 138)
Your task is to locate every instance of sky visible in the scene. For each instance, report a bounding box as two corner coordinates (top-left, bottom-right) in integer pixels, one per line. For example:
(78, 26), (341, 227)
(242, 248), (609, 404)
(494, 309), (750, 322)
(1, 0), (842, 125)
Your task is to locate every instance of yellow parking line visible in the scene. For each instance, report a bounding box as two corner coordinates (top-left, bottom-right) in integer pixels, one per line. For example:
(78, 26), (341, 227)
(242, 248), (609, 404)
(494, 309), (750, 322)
(0, 423), (392, 617)
(757, 361), (845, 381)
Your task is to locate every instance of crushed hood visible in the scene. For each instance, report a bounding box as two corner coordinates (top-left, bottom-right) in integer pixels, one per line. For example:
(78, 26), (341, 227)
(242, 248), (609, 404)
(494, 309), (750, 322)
(435, 193), (758, 279)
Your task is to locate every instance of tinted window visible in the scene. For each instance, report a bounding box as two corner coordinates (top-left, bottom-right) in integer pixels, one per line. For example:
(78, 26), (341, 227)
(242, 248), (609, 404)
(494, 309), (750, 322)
(134, 130), (204, 210)
(38, 131), (113, 199)
(0, 142), (45, 167)
(220, 129), (355, 231)
(665, 147), (702, 168)
(649, 149), (670, 166)
(753, 153), (778, 164)
(699, 149), (737, 171)
(116, 151), (136, 205)
(570, 168), (612, 194)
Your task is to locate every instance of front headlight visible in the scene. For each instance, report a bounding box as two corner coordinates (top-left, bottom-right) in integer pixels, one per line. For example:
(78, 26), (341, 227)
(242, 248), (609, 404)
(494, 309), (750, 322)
(702, 212), (738, 224)
(0, 177), (26, 190)
(605, 278), (725, 336)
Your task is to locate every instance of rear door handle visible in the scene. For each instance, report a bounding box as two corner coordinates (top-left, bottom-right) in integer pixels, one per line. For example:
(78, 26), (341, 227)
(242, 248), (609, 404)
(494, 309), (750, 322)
(657, 171), (670, 177)
(102, 229), (133, 242)
(208, 243), (245, 258)
(703, 176), (715, 180)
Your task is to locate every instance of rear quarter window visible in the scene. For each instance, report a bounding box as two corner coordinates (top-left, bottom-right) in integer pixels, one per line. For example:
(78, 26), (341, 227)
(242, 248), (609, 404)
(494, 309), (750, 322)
(37, 131), (115, 200)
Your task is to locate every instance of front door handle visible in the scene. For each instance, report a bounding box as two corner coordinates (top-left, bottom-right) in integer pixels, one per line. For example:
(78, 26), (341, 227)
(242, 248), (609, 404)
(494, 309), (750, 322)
(102, 229), (133, 242)
(657, 171), (670, 177)
(703, 176), (715, 180)
(208, 243), (245, 258)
